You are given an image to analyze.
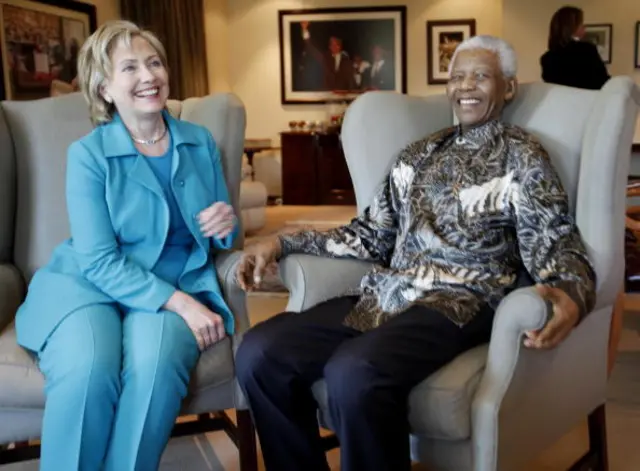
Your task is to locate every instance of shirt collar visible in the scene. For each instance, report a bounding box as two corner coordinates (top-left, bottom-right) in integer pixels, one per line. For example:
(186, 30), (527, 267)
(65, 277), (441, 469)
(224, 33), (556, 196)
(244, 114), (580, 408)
(453, 119), (503, 148)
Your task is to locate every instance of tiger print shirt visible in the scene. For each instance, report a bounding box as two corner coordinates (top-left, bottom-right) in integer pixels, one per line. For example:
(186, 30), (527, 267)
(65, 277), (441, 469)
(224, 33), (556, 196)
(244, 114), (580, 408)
(278, 119), (597, 332)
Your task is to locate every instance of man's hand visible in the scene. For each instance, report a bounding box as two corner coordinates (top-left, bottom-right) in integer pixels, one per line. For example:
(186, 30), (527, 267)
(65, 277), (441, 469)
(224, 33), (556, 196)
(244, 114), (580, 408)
(524, 284), (580, 349)
(236, 237), (282, 291)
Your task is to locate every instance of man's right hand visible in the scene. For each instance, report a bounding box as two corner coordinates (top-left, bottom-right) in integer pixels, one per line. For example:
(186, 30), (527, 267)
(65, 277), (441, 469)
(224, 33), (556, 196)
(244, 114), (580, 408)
(236, 237), (282, 291)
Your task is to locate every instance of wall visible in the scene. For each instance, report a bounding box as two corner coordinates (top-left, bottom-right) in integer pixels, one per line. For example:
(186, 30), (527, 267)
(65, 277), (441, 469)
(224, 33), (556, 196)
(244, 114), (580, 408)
(82, 0), (120, 25)
(225, 0), (503, 142)
(503, 0), (640, 84)
(204, 0), (231, 93)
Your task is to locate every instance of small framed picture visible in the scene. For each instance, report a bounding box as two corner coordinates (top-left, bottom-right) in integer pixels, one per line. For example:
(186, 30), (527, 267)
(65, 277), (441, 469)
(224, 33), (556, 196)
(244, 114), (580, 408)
(635, 21), (640, 69)
(583, 23), (613, 64)
(426, 19), (476, 85)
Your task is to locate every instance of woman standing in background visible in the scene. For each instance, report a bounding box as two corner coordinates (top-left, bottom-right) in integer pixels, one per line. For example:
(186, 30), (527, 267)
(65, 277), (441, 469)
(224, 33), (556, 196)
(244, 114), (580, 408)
(540, 6), (610, 90)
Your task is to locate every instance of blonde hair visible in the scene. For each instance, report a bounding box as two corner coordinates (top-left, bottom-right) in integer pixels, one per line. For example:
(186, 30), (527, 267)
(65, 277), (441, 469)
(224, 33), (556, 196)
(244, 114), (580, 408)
(76, 20), (168, 125)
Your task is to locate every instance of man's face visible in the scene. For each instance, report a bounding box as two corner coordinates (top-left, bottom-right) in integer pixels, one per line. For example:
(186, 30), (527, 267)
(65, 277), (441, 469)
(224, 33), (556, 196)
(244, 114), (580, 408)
(446, 48), (516, 129)
(329, 37), (342, 55)
(372, 46), (383, 61)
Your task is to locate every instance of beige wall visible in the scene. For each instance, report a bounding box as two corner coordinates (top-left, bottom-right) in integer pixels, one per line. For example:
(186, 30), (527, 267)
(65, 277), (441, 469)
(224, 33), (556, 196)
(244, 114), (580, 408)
(503, 0), (640, 84)
(82, 0), (120, 25)
(204, 0), (231, 93)
(221, 0), (502, 141)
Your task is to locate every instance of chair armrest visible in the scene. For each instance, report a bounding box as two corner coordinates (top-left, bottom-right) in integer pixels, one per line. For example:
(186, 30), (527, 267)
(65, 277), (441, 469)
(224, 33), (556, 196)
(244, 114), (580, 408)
(215, 250), (253, 411)
(215, 251), (249, 335)
(0, 263), (24, 332)
(471, 287), (609, 471)
(279, 255), (374, 312)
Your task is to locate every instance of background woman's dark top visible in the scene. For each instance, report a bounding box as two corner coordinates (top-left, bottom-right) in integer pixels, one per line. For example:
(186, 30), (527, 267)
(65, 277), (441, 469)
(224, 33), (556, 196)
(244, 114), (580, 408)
(540, 40), (610, 90)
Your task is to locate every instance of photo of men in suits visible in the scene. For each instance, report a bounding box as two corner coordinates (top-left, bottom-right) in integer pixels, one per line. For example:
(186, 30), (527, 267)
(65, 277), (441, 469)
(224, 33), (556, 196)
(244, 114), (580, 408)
(300, 21), (355, 91)
(290, 18), (397, 94)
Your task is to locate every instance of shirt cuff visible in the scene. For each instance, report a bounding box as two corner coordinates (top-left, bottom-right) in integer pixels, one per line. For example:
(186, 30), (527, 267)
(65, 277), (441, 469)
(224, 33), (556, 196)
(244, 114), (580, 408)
(549, 280), (594, 323)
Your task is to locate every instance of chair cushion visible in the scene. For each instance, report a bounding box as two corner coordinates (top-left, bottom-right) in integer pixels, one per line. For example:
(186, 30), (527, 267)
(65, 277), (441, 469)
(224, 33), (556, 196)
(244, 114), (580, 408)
(0, 321), (236, 410)
(0, 323), (44, 409)
(312, 344), (489, 440)
(240, 181), (268, 209)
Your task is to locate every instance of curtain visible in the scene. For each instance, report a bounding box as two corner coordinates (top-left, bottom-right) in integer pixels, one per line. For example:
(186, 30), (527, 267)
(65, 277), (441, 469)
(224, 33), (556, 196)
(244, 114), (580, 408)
(120, 0), (209, 100)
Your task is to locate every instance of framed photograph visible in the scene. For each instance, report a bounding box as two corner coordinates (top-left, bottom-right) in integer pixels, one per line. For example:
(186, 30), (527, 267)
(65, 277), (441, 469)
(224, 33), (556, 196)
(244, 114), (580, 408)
(426, 19), (476, 85)
(635, 21), (640, 69)
(278, 6), (407, 105)
(583, 23), (613, 64)
(0, 0), (97, 101)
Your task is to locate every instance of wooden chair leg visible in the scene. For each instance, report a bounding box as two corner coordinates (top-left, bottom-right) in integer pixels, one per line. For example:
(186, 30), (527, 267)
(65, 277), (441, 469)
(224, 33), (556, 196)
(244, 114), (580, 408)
(567, 405), (608, 471)
(608, 291), (625, 378)
(588, 404), (609, 471)
(236, 409), (258, 471)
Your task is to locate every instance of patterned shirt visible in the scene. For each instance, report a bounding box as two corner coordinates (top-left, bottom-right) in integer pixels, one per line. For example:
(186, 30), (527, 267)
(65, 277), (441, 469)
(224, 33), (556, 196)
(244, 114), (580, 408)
(279, 120), (597, 331)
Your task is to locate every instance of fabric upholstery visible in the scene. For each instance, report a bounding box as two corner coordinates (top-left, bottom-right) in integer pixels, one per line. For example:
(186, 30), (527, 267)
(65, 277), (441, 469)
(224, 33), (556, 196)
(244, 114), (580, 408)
(0, 92), (250, 445)
(280, 78), (640, 470)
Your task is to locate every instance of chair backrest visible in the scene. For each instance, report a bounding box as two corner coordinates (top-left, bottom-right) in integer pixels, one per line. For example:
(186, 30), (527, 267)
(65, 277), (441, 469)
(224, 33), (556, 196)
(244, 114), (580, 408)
(341, 77), (640, 307)
(0, 92), (246, 283)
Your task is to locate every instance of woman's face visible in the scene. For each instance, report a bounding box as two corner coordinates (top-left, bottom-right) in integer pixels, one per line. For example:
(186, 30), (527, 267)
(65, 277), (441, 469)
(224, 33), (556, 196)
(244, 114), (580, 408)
(101, 35), (169, 120)
(574, 18), (585, 39)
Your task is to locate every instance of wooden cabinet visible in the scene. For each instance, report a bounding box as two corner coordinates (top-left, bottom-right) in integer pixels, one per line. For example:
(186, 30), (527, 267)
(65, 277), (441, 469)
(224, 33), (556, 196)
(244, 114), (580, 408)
(280, 131), (355, 205)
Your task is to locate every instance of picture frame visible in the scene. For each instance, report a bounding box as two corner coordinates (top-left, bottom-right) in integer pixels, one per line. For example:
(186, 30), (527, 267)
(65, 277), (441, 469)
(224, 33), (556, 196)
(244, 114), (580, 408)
(426, 19), (476, 85)
(583, 23), (613, 64)
(278, 6), (407, 105)
(0, 0), (97, 101)
(635, 21), (640, 69)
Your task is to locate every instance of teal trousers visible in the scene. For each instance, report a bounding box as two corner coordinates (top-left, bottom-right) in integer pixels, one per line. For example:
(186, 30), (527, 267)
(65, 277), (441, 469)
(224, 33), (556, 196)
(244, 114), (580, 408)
(37, 305), (200, 471)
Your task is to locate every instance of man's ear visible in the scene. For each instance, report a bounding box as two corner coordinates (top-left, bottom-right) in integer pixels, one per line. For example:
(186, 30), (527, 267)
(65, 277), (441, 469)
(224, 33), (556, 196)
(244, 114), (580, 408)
(504, 78), (518, 103)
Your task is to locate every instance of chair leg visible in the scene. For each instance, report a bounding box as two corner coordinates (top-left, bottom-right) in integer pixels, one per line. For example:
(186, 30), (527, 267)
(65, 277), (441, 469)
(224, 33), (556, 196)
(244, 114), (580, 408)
(588, 404), (608, 471)
(608, 290), (625, 378)
(236, 409), (258, 471)
(567, 405), (608, 471)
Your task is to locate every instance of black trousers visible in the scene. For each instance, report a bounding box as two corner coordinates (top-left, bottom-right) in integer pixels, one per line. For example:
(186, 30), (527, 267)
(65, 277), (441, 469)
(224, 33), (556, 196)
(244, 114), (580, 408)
(235, 296), (494, 471)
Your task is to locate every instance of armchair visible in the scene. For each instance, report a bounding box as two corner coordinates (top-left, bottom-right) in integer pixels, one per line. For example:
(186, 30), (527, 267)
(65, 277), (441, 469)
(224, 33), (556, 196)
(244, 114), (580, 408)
(280, 77), (640, 471)
(0, 92), (257, 470)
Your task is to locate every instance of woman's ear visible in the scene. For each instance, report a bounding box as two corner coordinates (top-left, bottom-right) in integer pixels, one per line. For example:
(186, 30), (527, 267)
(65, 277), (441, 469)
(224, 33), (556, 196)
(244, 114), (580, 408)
(99, 83), (112, 103)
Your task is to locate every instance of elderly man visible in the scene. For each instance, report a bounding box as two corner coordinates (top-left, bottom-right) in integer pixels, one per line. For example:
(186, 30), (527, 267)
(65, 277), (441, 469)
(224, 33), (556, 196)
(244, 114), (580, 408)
(235, 35), (596, 471)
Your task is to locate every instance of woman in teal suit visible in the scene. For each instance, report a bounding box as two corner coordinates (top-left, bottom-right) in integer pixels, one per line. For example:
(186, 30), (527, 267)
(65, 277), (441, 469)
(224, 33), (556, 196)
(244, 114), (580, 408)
(15, 20), (238, 471)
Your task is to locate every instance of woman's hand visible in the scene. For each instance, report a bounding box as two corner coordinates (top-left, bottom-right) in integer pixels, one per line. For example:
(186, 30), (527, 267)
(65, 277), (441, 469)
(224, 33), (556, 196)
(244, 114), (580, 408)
(198, 202), (235, 238)
(165, 291), (226, 351)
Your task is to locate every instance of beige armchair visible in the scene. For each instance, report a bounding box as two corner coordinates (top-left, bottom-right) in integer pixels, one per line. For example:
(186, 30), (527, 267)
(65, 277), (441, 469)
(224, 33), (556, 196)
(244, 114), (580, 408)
(0, 92), (257, 470)
(280, 77), (640, 470)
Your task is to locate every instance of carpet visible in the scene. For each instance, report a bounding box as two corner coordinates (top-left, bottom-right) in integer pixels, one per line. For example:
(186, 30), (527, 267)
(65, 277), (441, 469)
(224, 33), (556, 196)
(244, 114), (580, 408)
(244, 220), (347, 294)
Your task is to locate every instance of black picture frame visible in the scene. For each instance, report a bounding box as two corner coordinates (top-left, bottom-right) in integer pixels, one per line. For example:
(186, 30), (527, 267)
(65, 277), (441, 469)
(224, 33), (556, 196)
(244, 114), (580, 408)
(278, 6), (407, 105)
(583, 23), (613, 64)
(426, 19), (476, 85)
(635, 21), (640, 69)
(0, 0), (97, 101)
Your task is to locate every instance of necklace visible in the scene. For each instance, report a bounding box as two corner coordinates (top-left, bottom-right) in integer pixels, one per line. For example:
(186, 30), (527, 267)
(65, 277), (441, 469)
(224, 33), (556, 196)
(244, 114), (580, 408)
(131, 125), (168, 145)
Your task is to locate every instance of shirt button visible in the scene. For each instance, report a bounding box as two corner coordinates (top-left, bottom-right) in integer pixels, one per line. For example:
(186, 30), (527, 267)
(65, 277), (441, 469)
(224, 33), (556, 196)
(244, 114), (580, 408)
(193, 213), (198, 220)
(179, 180), (185, 187)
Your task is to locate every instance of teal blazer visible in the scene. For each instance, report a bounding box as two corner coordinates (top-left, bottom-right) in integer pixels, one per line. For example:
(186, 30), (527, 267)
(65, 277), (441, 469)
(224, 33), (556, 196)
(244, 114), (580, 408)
(15, 110), (238, 352)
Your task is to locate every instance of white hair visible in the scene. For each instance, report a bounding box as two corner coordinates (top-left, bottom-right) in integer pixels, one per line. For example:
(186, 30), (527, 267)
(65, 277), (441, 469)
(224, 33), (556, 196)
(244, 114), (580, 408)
(449, 35), (518, 78)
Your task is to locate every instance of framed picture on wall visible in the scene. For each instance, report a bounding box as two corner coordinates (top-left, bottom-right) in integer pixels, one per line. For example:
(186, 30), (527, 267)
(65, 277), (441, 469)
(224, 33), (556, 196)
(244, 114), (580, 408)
(278, 6), (407, 105)
(426, 19), (476, 85)
(583, 23), (613, 64)
(635, 21), (640, 69)
(0, 0), (97, 101)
